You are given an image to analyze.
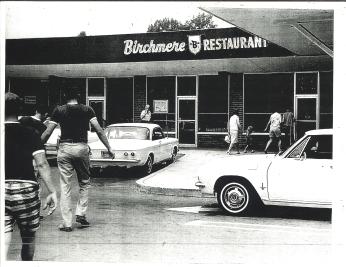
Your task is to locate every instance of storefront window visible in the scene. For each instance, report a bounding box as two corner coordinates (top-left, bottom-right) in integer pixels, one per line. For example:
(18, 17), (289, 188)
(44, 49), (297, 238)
(296, 72), (318, 94)
(177, 76), (196, 96)
(198, 75), (228, 132)
(106, 77), (133, 124)
(10, 78), (49, 115)
(147, 76), (176, 132)
(88, 78), (105, 96)
(244, 73), (293, 132)
(319, 71), (333, 128)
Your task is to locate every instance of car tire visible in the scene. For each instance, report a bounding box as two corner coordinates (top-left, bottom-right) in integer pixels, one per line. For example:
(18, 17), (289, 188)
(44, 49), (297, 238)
(169, 147), (177, 164)
(217, 181), (256, 216)
(143, 156), (153, 175)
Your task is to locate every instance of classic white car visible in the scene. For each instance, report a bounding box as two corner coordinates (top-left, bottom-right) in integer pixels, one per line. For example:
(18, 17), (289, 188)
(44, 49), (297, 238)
(89, 123), (179, 175)
(195, 129), (333, 215)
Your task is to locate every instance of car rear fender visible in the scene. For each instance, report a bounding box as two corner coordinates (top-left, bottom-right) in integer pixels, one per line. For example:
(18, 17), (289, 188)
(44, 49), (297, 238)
(213, 175), (263, 203)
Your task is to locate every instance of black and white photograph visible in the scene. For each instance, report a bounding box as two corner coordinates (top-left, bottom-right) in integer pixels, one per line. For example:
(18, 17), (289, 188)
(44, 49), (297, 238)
(1, 1), (346, 266)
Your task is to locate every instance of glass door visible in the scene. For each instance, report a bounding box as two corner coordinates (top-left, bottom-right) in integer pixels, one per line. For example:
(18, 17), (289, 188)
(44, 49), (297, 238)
(88, 99), (105, 128)
(177, 98), (196, 147)
(295, 97), (318, 139)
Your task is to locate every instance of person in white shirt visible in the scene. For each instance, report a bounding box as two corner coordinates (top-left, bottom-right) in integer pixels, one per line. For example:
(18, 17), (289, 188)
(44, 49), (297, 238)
(227, 109), (241, 154)
(264, 111), (282, 153)
(140, 104), (151, 122)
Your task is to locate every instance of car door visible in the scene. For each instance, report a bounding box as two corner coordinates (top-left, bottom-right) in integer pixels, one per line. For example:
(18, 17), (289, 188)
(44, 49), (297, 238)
(152, 127), (165, 162)
(267, 134), (333, 204)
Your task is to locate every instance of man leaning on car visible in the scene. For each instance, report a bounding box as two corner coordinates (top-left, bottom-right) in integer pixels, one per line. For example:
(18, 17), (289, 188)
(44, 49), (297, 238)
(41, 89), (115, 232)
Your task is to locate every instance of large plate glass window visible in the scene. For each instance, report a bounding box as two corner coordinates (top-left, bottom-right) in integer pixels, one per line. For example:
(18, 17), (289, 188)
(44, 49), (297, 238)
(106, 78), (133, 124)
(177, 76), (196, 96)
(319, 72), (333, 129)
(244, 73), (294, 132)
(296, 72), (318, 94)
(198, 75), (228, 132)
(88, 78), (105, 97)
(147, 76), (176, 132)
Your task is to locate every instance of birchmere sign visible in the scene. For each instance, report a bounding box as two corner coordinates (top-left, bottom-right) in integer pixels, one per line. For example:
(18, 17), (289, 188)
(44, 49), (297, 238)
(123, 35), (268, 55)
(6, 28), (293, 65)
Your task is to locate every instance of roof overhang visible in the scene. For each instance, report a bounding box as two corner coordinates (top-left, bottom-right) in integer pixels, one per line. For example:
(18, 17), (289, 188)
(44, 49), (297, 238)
(200, 7), (333, 57)
(6, 55), (332, 78)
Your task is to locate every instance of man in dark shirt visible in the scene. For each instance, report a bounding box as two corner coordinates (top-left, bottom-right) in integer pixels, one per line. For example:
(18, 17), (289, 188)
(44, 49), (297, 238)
(19, 105), (48, 179)
(42, 89), (114, 232)
(4, 92), (57, 261)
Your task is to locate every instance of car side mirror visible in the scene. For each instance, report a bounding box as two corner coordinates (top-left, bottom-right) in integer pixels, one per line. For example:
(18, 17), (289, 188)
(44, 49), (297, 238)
(300, 152), (306, 161)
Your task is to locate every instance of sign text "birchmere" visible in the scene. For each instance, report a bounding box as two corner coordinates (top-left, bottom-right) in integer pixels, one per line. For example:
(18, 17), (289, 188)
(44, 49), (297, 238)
(123, 36), (268, 55)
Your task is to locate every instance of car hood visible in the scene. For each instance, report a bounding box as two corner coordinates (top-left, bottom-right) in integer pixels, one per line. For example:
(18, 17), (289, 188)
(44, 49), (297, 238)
(89, 139), (152, 150)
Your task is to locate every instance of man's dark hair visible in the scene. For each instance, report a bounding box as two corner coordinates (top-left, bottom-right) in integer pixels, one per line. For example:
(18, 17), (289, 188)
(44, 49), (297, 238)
(5, 92), (22, 116)
(63, 88), (80, 102)
(233, 109), (239, 115)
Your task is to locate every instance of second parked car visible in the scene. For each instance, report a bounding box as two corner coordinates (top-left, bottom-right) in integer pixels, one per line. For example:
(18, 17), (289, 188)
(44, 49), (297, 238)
(195, 129), (333, 215)
(89, 123), (179, 175)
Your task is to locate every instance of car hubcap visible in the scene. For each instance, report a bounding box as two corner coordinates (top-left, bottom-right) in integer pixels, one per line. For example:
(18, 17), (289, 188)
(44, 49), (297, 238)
(223, 185), (247, 211)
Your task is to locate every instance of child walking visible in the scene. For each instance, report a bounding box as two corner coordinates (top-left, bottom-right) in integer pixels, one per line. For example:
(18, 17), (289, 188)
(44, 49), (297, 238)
(243, 126), (255, 153)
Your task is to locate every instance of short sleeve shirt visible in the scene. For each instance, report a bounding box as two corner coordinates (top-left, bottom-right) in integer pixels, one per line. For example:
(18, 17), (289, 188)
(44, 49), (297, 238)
(5, 122), (45, 182)
(50, 104), (96, 142)
(270, 112), (282, 130)
(229, 115), (240, 131)
(140, 110), (151, 121)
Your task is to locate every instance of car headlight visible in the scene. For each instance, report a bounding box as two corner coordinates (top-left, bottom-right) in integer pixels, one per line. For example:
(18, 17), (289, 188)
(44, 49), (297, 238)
(131, 152), (135, 156)
(124, 152), (128, 156)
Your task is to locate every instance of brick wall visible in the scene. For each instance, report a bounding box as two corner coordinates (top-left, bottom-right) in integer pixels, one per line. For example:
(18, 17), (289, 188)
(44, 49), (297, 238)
(228, 73), (246, 147)
(133, 75), (146, 123)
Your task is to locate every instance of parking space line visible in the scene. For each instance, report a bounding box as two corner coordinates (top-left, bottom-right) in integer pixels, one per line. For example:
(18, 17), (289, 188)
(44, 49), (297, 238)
(166, 206), (220, 213)
(185, 220), (331, 236)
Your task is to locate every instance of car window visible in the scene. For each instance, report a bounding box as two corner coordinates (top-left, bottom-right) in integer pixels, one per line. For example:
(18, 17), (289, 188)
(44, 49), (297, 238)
(303, 135), (333, 159)
(287, 137), (310, 158)
(107, 126), (150, 140)
(152, 128), (164, 140)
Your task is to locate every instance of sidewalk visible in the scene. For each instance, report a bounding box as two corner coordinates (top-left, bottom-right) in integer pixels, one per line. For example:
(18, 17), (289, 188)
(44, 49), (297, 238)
(136, 148), (253, 197)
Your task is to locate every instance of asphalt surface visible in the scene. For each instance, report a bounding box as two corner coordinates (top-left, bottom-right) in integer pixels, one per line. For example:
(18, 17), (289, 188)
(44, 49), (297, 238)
(5, 161), (333, 265)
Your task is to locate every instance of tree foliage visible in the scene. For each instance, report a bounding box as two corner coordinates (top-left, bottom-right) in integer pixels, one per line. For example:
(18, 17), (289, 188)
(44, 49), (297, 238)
(147, 13), (217, 32)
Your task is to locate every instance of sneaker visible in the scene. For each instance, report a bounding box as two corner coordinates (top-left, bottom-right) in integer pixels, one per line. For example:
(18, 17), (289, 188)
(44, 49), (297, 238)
(76, 215), (90, 227)
(58, 224), (72, 232)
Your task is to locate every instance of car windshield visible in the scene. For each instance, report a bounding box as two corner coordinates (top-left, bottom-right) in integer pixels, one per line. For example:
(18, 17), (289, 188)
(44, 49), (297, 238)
(106, 126), (150, 140)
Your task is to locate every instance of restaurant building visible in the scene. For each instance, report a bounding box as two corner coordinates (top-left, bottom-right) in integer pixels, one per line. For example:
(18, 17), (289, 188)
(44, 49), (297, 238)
(5, 9), (333, 148)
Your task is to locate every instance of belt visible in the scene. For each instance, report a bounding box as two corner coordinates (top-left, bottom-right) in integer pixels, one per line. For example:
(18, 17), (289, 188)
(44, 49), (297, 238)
(59, 139), (88, 144)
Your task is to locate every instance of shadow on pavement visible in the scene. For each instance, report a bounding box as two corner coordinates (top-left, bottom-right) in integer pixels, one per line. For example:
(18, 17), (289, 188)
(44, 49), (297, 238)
(201, 203), (332, 222)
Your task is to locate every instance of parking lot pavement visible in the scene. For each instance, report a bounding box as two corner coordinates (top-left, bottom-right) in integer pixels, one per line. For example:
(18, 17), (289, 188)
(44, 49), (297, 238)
(136, 148), (258, 197)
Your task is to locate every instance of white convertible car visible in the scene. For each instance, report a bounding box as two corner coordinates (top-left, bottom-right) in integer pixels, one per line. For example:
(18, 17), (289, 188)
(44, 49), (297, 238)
(195, 129), (333, 215)
(89, 123), (179, 175)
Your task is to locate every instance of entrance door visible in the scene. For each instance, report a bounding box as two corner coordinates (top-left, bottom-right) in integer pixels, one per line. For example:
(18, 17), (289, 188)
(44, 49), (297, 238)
(295, 97), (318, 138)
(177, 98), (196, 147)
(88, 99), (105, 128)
